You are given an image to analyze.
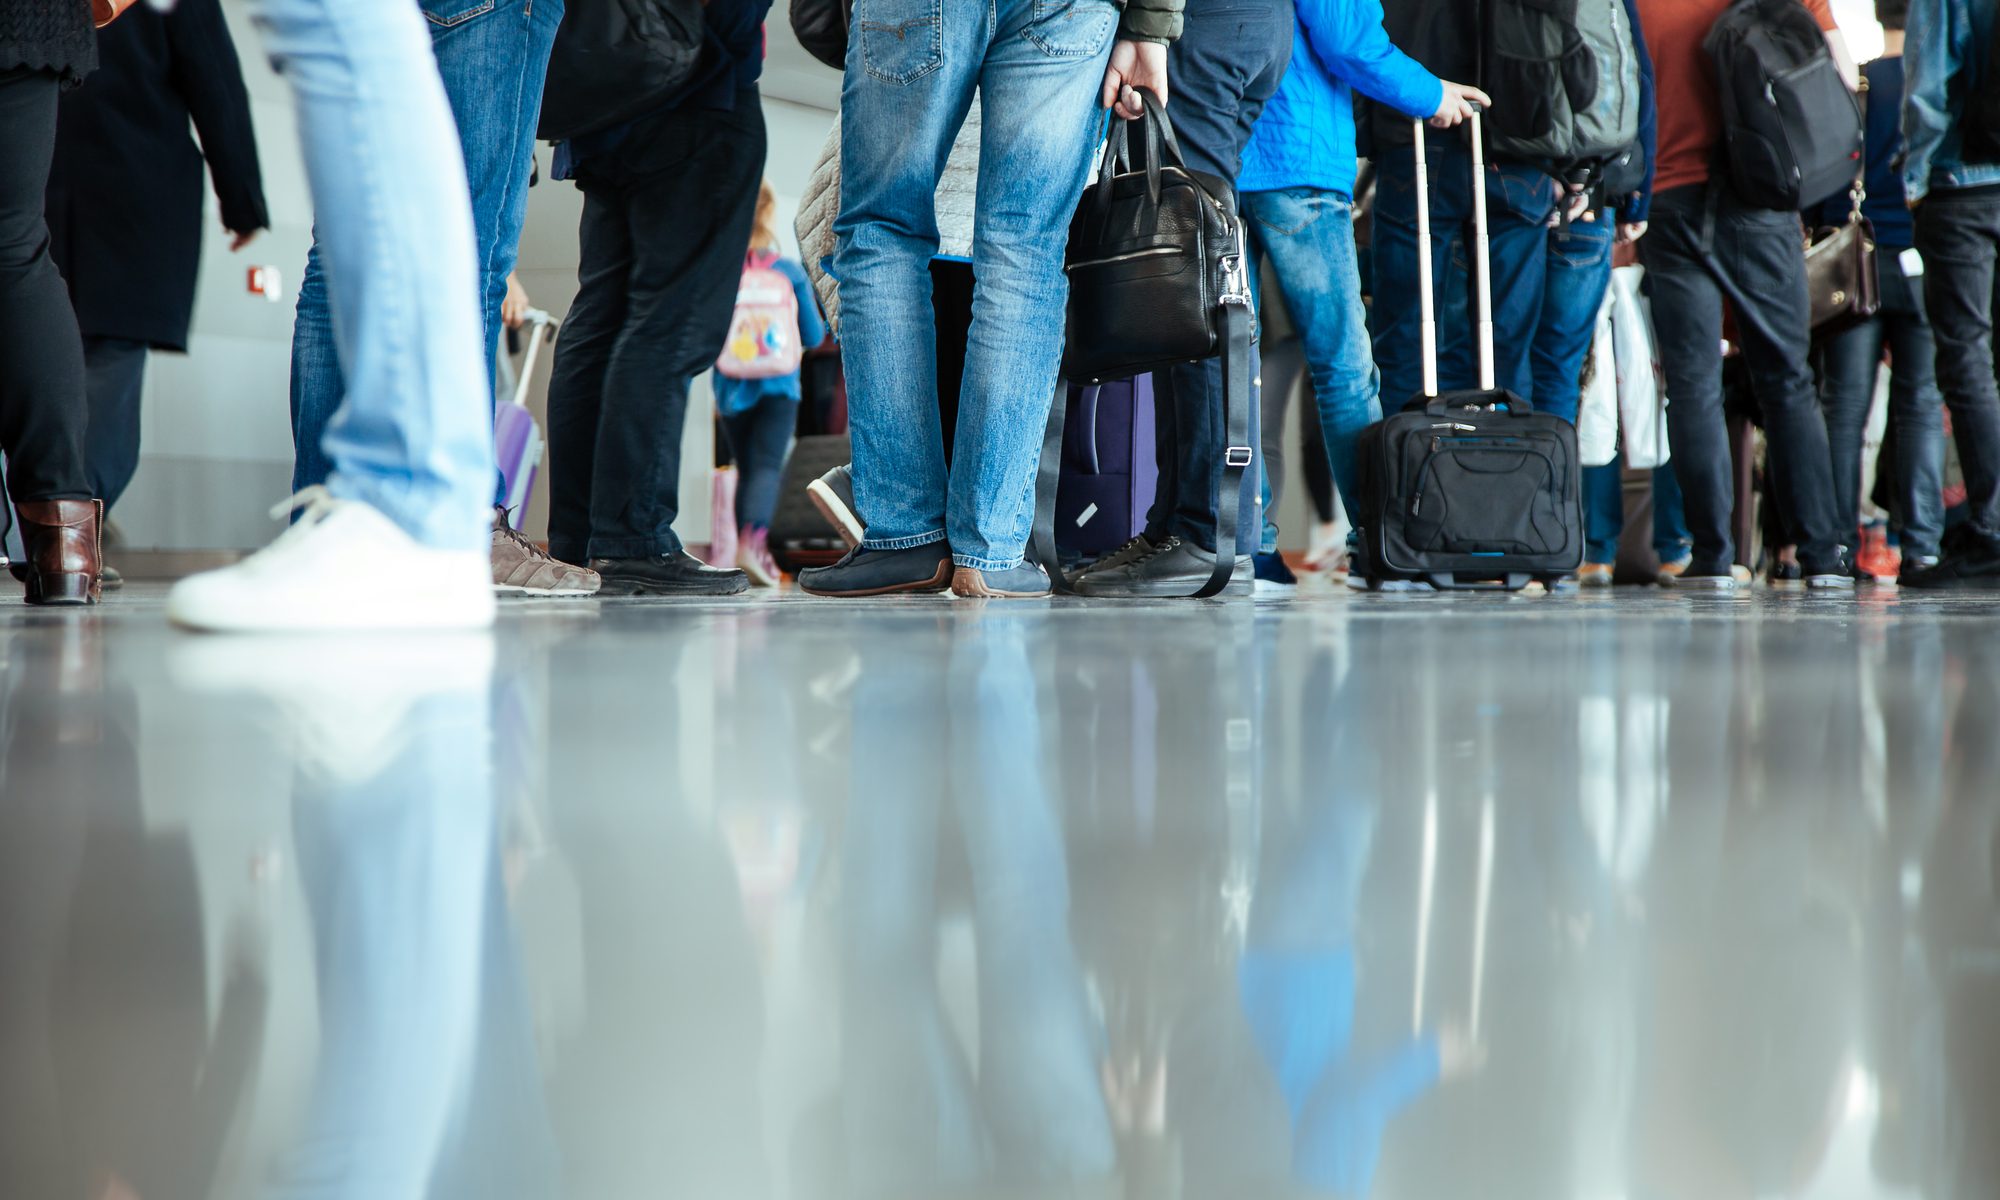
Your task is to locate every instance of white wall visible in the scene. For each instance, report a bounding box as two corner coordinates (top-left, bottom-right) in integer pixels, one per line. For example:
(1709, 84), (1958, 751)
(116, 2), (837, 552)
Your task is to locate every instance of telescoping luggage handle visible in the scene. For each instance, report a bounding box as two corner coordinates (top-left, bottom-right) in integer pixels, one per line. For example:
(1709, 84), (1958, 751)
(1413, 109), (1531, 416)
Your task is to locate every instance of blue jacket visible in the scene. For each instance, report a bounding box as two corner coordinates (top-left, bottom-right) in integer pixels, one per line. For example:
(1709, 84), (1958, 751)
(1903, 0), (2000, 200)
(712, 256), (826, 415)
(1238, 0), (1442, 198)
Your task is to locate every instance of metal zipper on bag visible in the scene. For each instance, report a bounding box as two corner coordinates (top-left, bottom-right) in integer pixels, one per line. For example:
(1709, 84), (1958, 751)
(1067, 247), (1180, 272)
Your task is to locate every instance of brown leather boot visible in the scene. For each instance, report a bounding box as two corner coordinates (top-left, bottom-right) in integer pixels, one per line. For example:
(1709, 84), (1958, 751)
(14, 499), (103, 606)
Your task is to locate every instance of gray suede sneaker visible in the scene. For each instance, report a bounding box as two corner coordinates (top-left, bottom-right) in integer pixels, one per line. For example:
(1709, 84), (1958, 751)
(492, 507), (600, 597)
(1073, 535), (1253, 598)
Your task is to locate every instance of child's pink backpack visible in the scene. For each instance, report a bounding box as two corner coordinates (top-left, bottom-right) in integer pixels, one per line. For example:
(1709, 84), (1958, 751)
(715, 251), (802, 380)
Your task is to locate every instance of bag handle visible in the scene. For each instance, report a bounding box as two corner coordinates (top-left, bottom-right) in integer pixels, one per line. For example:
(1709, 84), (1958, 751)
(1085, 88), (1188, 231)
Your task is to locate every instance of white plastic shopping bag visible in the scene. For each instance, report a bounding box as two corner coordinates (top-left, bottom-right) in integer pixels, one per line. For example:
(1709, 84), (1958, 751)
(1609, 264), (1670, 470)
(1577, 289), (1619, 467)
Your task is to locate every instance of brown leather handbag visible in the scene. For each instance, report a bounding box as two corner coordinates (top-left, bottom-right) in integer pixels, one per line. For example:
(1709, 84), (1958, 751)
(1806, 184), (1881, 332)
(91, 0), (140, 26)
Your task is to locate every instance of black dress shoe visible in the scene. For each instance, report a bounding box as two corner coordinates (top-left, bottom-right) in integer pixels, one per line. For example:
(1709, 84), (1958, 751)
(589, 550), (749, 596)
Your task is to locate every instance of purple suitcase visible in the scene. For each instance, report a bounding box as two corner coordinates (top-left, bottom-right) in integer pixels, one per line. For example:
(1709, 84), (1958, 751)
(496, 309), (555, 516)
(1055, 374), (1158, 558)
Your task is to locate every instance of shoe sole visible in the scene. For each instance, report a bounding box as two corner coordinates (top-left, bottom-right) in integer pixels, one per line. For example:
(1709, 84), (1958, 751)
(951, 567), (1050, 599)
(1805, 577), (1857, 591)
(807, 480), (866, 550)
(596, 576), (750, 597)
(494, 584), (599, 598)
(1661, 576), (1741, 590)
(800, 559), (953, 598)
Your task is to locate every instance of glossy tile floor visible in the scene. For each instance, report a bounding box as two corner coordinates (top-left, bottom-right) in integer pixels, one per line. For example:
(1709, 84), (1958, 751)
(2, 582), (1997, 1200)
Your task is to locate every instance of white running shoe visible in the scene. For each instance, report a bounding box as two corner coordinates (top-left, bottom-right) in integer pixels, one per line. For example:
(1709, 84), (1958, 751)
(168, 487), (496, 632)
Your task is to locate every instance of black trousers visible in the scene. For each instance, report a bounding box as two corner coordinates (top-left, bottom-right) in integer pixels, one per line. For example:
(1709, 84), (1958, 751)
(546, 94), (767, 563)
(1914, 187), (2000, 545)
(1640, 186), (1843, 573)
(83, 336), (149, 515)
(0, 67), (89, 505)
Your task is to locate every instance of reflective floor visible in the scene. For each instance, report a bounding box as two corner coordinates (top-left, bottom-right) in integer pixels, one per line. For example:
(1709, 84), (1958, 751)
(2, 584), (1997, 1200)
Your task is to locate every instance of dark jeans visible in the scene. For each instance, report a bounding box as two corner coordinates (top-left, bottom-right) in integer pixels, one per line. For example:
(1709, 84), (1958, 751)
(1914, 187), (2000, 544)
(1146, 0), (1291, 554)
(1817, 254), (1946, 557)
(1374, 139), (1555, 407)
(1530, 212), (1616, 425)
(0, 68), (89, 505)
(546, 94), (766, 563)
(719, 393), (797, 532)
(1639, 185), (1842, 573)
(83, 336), (149, 515)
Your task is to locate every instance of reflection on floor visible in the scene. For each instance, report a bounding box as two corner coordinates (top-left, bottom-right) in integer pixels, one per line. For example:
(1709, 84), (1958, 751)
(1, 584), (1995, 1200)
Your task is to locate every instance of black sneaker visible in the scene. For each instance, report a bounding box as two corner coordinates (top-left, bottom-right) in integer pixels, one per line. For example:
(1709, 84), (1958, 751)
(1072, 536), (1253, 598)
(591, 550), (749, 597)
(798, 542), (953, 597)
(1253, 551), (1299, 592)
(1661, 560), (1744, 590)
(1898, 530), (2000, 590)
(1805, 548), (1858, 591)
(1767, 559), (1804, 589)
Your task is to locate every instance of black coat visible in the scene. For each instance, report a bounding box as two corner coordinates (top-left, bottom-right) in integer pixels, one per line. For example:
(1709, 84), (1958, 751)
(45, 0), (267, 351)
(0, 0), (96, 86)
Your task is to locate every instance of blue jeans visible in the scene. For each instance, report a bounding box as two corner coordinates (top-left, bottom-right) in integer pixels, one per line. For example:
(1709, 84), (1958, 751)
(1246, 189), (1378, 541)
(1818, 254), (1945, 556)
(288, 0), (560, 519)
(1583, 455), (1691, 566)
(1529, 212), (1615, 425)
(836, 0), (1117, 570)
(1372, 142), (1554, 407)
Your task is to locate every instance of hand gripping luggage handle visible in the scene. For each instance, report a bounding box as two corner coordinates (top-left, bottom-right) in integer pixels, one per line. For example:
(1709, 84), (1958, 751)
(1411, 110), (1496, 398)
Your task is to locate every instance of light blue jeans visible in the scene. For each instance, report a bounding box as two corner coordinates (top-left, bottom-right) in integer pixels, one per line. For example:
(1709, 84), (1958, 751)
(834, 0), (1118, 570)
(278, 680), (497, 1200)
(270, 0), (521, 551)
(1245, 188), (1380, 543)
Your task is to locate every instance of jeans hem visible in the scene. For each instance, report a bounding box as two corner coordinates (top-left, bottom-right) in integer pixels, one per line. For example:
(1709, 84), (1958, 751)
(585, 535), (685, 560)
(861, 529), (948, 552)
(952, 552), (1023, 571)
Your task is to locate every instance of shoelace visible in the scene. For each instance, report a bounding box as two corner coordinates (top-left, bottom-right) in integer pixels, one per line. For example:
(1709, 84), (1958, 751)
(1130, 535), (1183, 566)
(494, 513), (550, 560)
(269, 484), (339, 526)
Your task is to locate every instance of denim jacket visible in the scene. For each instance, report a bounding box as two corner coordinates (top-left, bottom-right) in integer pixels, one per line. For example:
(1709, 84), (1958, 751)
(1903, 0), (2000, 200)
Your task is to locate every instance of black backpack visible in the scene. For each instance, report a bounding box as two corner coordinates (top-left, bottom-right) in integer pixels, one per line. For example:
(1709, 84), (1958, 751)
(538, 0), (705, 141)
(1962, 13), (2000, 163)
(1484, 0), (1644, 185)
(1704, 0), (1863, 210)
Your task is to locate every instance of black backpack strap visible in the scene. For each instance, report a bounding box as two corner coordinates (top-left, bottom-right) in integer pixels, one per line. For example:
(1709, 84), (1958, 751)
(1196, 297), (1253, 598)
(1032, 377), (1077, 593)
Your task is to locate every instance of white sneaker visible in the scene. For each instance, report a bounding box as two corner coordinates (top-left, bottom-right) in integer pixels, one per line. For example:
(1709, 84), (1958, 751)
(168, 487), (496, 632)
